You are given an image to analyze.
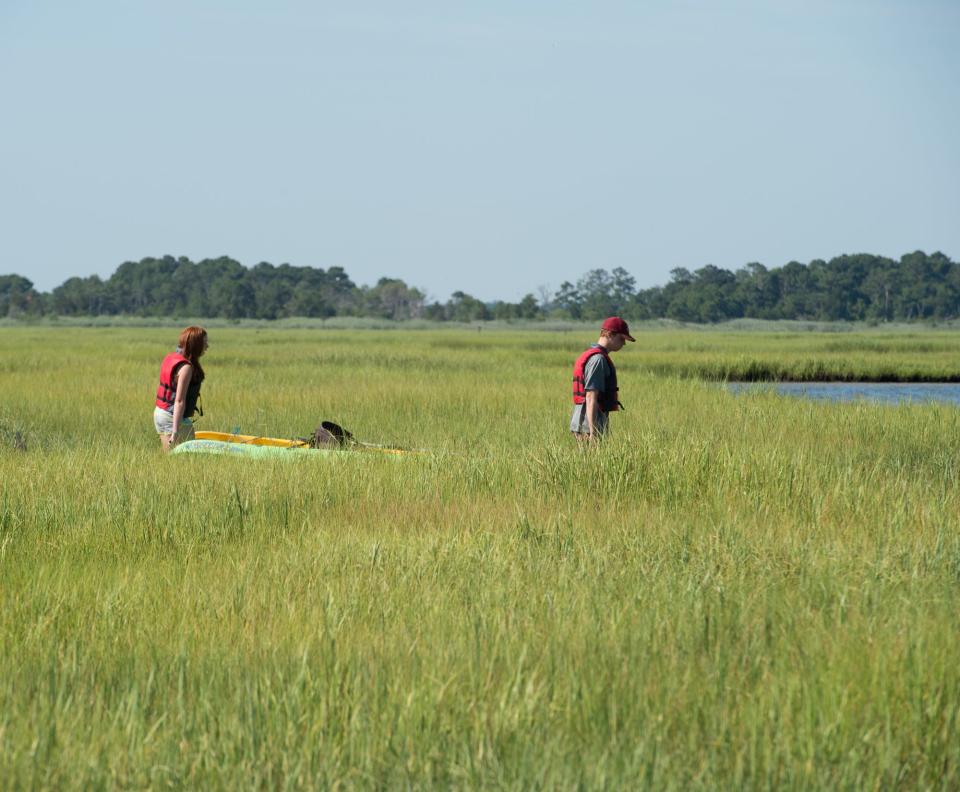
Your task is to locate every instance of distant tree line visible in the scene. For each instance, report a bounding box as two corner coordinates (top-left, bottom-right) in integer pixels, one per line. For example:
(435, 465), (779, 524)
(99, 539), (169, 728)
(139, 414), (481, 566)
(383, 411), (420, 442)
(2, 250), (957, 323)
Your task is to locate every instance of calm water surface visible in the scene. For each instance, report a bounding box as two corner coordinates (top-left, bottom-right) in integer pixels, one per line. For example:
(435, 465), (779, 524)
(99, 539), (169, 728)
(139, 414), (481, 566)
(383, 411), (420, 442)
(728, 382), (960, 406)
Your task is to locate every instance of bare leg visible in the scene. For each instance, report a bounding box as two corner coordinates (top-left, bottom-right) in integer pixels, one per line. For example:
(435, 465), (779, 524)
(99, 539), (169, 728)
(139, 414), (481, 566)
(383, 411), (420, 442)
(160, 424), (194, 452)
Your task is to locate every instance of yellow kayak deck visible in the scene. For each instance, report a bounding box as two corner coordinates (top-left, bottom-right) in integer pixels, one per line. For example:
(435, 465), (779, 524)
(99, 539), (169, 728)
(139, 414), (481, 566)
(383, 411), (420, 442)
(195, 431), (306, 448)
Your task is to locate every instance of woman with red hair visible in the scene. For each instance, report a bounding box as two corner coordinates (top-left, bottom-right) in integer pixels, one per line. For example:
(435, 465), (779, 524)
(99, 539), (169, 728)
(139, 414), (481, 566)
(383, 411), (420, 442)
(153, 326), (209, 450)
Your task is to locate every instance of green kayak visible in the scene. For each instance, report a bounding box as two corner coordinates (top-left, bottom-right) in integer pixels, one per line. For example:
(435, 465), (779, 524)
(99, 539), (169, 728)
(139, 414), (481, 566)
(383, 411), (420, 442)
(171, 439), (405, 460)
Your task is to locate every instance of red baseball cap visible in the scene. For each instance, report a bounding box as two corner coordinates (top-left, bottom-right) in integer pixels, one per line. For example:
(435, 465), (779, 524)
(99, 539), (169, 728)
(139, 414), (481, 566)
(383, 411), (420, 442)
(601, 316), (635, 341)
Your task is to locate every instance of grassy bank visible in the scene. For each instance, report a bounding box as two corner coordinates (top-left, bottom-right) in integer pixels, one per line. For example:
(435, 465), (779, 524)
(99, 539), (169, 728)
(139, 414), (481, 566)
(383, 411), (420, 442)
(1, 327), (959, 788)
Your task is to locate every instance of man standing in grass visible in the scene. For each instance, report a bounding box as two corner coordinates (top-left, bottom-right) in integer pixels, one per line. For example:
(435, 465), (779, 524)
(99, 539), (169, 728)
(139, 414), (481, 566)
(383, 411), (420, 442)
(570, 316), (635, 442)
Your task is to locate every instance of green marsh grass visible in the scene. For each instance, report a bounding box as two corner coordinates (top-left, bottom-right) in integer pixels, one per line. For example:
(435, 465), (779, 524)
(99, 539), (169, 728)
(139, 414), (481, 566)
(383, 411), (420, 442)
(1, 327), (959, 789)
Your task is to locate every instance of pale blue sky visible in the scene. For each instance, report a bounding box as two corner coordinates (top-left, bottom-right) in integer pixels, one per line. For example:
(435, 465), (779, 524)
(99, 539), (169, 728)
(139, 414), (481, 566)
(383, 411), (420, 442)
(1, 1), (958, 301)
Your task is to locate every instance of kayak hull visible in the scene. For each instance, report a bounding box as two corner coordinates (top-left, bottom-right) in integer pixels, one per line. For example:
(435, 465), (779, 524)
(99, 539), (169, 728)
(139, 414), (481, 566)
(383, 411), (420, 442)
(171, 439), (333, 458)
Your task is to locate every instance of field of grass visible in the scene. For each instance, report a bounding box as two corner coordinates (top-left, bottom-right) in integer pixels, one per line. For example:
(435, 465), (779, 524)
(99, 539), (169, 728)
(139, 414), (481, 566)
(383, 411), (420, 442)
(2, 326), (959, 789)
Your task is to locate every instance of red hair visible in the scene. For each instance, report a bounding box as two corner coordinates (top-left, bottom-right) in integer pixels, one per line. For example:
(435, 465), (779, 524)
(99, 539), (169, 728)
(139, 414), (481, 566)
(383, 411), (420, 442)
(178, 326), (207, 381)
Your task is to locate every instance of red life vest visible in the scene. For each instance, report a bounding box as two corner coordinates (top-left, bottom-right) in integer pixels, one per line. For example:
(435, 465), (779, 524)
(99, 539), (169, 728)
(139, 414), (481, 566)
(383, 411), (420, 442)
(155, 352), (202, 416)
(572, 345), (621, 412)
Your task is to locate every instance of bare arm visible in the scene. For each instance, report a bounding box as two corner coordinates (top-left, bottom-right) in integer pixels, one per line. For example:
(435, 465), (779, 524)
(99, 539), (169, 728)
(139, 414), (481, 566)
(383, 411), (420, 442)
(169, 363), (193, 444)
(584, 390), (599, 440)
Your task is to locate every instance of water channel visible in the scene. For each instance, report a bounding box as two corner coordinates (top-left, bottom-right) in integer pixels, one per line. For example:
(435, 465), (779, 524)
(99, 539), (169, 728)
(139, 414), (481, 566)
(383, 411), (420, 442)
(727, 382), (960, 406)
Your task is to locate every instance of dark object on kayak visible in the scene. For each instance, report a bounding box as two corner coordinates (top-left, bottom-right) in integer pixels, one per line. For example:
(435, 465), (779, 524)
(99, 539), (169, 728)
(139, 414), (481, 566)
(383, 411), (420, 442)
(320, 420), (353, 445)
(310, 425), (341, 448)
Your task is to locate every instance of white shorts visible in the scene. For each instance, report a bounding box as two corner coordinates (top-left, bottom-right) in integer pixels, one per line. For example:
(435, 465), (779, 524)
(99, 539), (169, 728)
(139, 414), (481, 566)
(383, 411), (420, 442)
(153, 407), (195, 440)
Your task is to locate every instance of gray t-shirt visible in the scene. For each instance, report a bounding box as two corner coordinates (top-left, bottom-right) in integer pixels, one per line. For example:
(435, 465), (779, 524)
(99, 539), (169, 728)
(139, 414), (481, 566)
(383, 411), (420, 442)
(570, 349), (611, 434)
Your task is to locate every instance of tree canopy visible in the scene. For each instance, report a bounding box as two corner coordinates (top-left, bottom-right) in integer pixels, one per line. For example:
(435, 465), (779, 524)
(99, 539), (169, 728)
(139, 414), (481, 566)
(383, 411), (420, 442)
(3, 250), (958, 323)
